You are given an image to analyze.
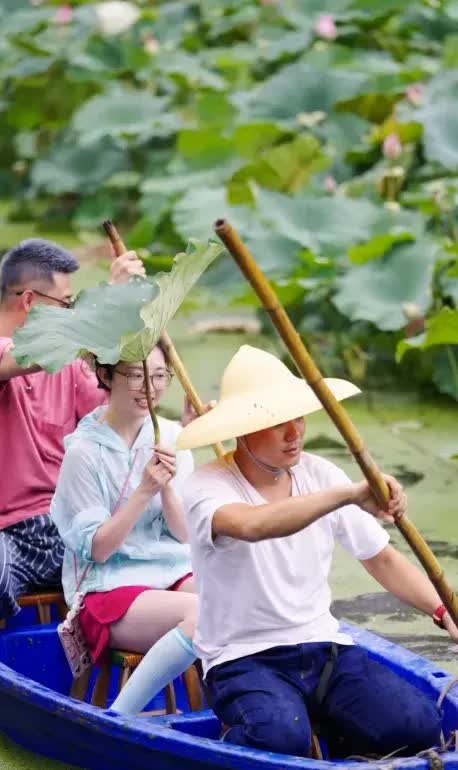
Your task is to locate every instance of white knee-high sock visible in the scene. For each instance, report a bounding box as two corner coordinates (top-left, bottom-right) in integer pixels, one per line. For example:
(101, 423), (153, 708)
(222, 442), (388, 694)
(110, 627), (196, 715)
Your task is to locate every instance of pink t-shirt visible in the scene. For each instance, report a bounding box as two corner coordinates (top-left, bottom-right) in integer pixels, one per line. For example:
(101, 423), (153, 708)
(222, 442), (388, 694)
(0, 337), (106, 529)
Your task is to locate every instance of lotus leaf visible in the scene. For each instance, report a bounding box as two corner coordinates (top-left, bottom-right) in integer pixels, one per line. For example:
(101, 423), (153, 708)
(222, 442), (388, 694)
(12, 240), (222, 371)
(172, 187), (253, 242)
(31, 140), (126, 195)
(432, 347), (458, 400)
(257, 190), (386, 249)
(418, 102), (458, 170)
(229, 135), (328, 197)
(245, 62), (369, 121)
(12, 280), (156, 372)
(334, 240), (438, 331)
(72, 89), (180, 145)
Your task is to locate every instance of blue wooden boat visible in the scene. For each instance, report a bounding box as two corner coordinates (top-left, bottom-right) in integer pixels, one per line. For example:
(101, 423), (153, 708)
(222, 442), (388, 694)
(0, 620), (457, 770)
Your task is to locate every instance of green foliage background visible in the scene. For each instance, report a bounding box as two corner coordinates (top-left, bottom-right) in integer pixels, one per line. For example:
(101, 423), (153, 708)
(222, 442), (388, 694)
(0, 0), (457, 397)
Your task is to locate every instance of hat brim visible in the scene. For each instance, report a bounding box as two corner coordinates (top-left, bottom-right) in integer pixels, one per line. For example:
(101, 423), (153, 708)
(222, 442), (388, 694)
(177, 376), (360, 450)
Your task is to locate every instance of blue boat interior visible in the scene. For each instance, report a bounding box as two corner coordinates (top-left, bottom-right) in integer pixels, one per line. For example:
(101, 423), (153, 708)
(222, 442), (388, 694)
(0, 621), (205, 716)
(0, 617), (457, 769)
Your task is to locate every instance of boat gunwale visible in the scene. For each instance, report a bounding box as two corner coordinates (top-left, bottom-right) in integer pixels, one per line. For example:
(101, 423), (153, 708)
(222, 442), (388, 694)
(0, 622), (457, 770)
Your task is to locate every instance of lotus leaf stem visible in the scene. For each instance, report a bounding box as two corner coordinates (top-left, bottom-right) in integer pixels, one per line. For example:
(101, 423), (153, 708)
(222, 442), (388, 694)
(143, 359), (160, 445)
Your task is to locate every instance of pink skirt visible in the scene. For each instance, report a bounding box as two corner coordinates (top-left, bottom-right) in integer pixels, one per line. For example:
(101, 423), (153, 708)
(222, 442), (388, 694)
(79, 573), (193, 665)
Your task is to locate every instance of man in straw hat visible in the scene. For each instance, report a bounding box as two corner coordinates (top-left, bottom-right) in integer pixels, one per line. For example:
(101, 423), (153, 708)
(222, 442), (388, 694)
(177, 345), (456, 759)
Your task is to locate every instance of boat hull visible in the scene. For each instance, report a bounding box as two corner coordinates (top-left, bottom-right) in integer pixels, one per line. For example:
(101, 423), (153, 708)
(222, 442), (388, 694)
(0, 622), (457, 770)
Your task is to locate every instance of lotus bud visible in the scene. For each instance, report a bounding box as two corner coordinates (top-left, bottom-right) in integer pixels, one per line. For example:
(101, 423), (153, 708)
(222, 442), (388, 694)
(324, 176), (337, 194)
(55, 5), (73, 24)
(144, 36), (160, 56)
(314, 14), (337, 41)
(402, 303), (425, 337)
(402, 303), (422, 321)
(95, 1), (140, 36)
(382, 133), (402, 160)
(405, 83), (424, 106)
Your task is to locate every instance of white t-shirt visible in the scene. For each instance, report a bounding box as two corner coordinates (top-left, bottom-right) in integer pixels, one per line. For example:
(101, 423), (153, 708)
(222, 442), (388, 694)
(184, 452), (389, 675)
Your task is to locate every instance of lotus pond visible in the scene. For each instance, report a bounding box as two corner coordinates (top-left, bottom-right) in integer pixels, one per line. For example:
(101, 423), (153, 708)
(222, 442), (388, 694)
(1, 313), (457, 770)
(1, 0), (457, 764)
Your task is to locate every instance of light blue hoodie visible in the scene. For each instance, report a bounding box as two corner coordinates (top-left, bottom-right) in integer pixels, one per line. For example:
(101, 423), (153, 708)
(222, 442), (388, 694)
(51, 406), (194, 606)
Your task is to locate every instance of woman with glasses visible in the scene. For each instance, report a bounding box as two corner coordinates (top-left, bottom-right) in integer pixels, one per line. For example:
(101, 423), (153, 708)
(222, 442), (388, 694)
(51, 341), (197, 713)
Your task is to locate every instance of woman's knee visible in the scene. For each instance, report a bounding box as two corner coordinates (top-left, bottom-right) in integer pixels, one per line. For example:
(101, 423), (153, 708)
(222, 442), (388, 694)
(177, 593), (198, 639)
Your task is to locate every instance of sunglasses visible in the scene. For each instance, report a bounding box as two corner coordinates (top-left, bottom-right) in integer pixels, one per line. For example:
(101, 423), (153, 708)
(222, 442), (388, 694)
(12, 288), (74, 309)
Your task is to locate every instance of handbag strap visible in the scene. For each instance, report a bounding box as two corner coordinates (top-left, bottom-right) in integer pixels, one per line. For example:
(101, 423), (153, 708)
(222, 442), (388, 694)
(73, 448), (141, 592)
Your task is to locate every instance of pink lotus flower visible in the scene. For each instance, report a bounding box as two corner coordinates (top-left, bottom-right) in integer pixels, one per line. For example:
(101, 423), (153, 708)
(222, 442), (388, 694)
(405, 83), (424, 106)
(315, 14), (337, 41)
(382, 133), (402, 160)
(324, 175), (337, 194)
(55, 5), (73, 24)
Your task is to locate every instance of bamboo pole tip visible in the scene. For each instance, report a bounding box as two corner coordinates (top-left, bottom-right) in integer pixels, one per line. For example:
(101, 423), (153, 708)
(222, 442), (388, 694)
(102, 220), (120, 241)
(214, 218), (229, 233)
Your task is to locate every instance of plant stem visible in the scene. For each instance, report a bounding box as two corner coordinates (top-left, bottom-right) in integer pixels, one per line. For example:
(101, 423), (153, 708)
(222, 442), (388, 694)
(143, 359), (160, 444)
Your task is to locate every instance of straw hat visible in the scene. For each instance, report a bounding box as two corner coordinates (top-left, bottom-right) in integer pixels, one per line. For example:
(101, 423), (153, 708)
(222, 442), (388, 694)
(177, 345), (360, 450)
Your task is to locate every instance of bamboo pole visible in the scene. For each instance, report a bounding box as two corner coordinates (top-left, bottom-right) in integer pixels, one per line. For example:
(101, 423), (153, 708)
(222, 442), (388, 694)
(214, 218), (458, 627)
(102, 221), (225, 460)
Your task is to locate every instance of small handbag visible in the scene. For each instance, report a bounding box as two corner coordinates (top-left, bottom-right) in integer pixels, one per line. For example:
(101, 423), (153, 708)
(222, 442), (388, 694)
(58, 451), (140, 678)
(57, 564), (92, 678)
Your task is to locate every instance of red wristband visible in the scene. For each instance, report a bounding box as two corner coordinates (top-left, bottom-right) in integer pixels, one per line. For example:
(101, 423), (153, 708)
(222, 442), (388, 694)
(432, 604), (447, 629)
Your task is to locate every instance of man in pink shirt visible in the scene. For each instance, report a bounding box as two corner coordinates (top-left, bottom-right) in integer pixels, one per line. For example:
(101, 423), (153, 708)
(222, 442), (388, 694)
(0, 237), (145, 619)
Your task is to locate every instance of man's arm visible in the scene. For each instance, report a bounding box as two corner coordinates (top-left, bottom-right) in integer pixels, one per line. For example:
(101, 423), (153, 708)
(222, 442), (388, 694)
(212, 473), (404, 543)
(214, 485), (363, 542)
(0, 344), (40, 381)
(362, 544), (458, 642)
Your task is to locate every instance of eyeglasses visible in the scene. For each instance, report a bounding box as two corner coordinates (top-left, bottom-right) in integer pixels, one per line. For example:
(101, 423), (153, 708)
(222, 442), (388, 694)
(113, 368), (173, 392)
(12, 289), (74, 309)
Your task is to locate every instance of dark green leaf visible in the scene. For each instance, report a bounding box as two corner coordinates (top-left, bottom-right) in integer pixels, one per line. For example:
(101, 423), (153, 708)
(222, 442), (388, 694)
(397, 308), (458, 361)
(348, 232), (414, 264)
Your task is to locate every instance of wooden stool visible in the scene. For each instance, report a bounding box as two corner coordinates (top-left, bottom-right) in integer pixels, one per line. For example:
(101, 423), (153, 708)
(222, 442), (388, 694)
(0, 590), (67, 629)
(74, 648), (203, 714)
(18, 590), (67, 624)
(311, 733), (323, 760)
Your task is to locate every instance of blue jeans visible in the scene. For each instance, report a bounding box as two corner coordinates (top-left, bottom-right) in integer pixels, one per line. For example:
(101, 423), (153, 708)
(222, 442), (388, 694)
(206, 643), (442, 758)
